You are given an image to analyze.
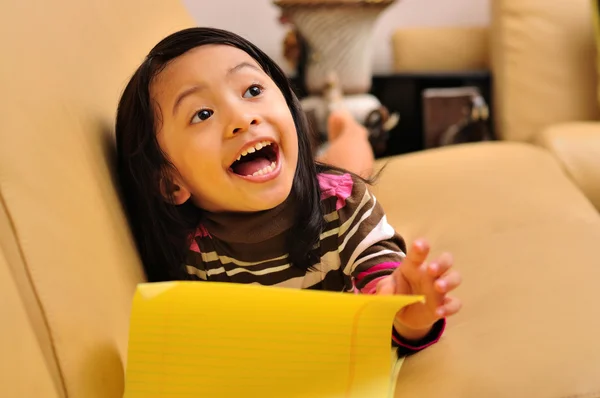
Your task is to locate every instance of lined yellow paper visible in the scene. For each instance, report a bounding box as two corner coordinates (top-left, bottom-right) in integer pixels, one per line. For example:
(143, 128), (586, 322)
(124, 282), (422, 398)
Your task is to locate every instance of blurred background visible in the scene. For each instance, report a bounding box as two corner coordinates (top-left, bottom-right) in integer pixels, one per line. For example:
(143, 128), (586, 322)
(182, 0), (490, 75)
(180, 0), (494, 158)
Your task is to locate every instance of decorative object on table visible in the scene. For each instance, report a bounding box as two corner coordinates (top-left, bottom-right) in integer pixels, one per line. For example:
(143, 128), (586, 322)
(302, 72), (399, 157)
(281, 29), (303, 71)
(422, 87), (491, 149)
(274, 0), (396, 94)
(364, 103), (401, 156)
(274, 0), (399, 156)
(279, 11), (309, 74)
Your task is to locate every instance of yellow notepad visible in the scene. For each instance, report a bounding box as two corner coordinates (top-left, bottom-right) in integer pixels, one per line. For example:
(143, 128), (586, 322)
(124, 282), (422, 398)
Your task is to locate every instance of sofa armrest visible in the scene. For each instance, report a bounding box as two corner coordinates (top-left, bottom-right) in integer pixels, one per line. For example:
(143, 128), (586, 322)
(490, 0), (600, 142)
(535, 122), (600, 211)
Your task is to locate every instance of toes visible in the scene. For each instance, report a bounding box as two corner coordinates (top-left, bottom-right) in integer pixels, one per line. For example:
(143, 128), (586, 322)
(327, 111), (345, 141)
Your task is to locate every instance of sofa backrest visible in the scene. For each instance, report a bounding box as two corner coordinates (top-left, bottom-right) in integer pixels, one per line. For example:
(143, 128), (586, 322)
(491, 0), (600, 142)
(0, 1), (193, 396)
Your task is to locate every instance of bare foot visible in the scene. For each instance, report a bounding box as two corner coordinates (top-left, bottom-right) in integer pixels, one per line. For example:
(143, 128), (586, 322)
(318, 108), (375, 178)
(327, 109), (369, 143)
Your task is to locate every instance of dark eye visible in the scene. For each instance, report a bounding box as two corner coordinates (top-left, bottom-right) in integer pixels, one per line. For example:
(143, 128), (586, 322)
(191, 109), (213, 124)
(243, 85), (263, 98)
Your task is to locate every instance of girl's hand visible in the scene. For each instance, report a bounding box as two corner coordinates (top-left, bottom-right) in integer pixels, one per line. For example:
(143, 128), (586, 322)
(375, 239), (462, 341)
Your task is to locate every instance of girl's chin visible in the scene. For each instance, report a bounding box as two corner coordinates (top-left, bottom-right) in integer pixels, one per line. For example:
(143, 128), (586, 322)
(247, 194), (289, 211)
(242, 185), (293, 211)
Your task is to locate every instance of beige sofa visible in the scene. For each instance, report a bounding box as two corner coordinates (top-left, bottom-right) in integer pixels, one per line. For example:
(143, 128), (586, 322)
(491, 0), (600, 212)
(1, 1), (600, 397)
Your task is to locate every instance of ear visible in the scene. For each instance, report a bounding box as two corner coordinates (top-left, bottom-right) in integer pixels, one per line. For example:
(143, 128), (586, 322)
(159, 175), (191, 205)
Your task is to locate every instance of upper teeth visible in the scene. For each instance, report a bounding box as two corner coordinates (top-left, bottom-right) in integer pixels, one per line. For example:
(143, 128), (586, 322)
(237, 141), (272, 161)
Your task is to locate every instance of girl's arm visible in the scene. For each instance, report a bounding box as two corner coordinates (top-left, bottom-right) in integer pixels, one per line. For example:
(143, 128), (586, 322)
(323, 172), (446, 355)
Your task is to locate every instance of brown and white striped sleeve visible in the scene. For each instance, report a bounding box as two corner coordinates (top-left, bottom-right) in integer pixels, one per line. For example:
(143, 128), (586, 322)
(330, 174), (407, 293)
(327, 173), (445, 355)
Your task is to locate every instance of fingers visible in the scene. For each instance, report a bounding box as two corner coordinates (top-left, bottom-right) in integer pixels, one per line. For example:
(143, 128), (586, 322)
(396, 239), (430, 284)
(405, 239), (430, 266)
(434, 270), (462, 294)
(428, 252), (461, 293)
(436, 296), (462, 317)
(427, 252), (453, 277)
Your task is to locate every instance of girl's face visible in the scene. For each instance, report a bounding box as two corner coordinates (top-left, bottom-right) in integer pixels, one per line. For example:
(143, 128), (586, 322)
(151, 44), (299, 213)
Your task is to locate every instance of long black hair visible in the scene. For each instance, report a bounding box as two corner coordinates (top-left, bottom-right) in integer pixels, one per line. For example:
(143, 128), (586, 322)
(116, 27), (326, 282)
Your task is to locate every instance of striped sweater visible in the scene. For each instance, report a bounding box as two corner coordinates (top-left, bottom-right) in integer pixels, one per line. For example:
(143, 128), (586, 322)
(185, 171), (444, 355)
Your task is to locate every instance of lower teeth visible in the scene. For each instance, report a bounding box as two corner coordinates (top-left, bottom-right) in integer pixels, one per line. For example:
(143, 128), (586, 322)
(250, 161), (277, 177)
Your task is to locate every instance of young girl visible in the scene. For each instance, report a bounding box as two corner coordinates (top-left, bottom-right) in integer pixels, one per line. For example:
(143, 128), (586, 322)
(115, 27), (461, 356)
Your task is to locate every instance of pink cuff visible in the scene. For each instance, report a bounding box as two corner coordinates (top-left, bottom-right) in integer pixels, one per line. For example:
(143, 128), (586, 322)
(360, 275), (387, 294)
(392, 318), (446, 351)
(355, 262), (400, 293)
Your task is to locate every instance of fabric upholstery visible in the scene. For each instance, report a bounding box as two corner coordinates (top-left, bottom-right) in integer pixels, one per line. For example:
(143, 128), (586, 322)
(391, 27), (489, 72)
(373, 142), (600, 398)
(490, 0), (600, 142)
(0, 246), (61, 398)
(593, 0), (600, 106)
(2, 0), (600, 397)
(0, 0), (193, 396)
(536, 122), (600, 211)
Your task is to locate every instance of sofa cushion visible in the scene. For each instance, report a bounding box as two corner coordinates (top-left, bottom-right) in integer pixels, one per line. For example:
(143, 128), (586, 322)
(536, 121), (600, 211)
(391, 27), (489, 72)
(373, 141), (600, 397)
(491, 0), (600, 142)
(0, 0), (193, 397)
(593, 0), (600, 107)
(0, 247), (61, 398)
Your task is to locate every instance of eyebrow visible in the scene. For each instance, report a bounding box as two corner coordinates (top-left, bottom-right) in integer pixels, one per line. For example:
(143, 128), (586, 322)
(172, 84), (206, 116)
(227, 61), (262, 76)
(172, 62), (263, 116)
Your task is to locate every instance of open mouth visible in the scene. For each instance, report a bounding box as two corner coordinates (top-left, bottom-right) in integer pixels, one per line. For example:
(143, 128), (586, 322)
(229, 141), (279, 177)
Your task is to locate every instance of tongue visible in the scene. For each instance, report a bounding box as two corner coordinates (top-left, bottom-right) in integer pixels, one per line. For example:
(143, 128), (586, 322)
(233, 157), (272, 176)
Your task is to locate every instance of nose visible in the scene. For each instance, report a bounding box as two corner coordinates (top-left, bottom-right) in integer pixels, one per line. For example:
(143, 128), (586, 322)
(224, 105), (261, 138)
